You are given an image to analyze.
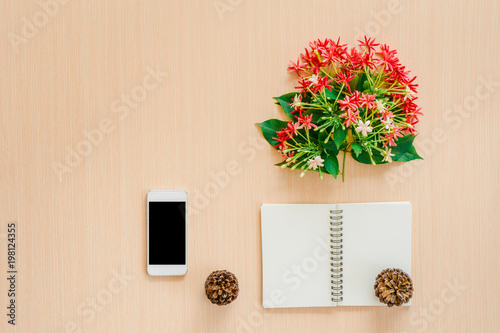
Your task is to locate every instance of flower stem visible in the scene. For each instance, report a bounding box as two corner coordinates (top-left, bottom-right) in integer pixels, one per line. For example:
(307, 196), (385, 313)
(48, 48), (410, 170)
(342, 149), (347, 182)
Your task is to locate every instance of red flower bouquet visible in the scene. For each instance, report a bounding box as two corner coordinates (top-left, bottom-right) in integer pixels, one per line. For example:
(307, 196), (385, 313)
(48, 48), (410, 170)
(257, 37), (422, 181)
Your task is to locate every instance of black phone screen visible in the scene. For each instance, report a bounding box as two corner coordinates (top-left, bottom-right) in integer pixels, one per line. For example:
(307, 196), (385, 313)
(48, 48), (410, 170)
(148, 201), (186, 265)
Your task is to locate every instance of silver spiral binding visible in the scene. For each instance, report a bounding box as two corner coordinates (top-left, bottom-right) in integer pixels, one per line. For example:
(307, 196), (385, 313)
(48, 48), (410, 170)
(330, 209), (343, 303)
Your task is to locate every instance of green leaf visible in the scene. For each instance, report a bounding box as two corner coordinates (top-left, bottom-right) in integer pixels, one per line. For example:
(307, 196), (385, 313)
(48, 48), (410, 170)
(318, 130), (339, 154)
(273, 93), (297, 120)
(351, 149), (371, 164)
(351, 135), (423, 165)
(256, 119), (288, 147)
(362, 80), (371, 91)
(351, 142), (362, 157)
(325, 88), (339, 101)
(390, 135), (421, 161)
(333, 126), (348, 149)
(351, 147), (384, 165)
(348, 74), (361, 92)
(338, 142), (349, 150)
(322, 152), (340, 179)
(356, 73), (369, 92)
(307, 109), (324, 123)
(394, 145), (423, 162)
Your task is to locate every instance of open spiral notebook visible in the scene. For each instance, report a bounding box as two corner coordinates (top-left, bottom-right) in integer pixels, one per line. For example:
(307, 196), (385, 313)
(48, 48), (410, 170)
(261, 202), (412, 308)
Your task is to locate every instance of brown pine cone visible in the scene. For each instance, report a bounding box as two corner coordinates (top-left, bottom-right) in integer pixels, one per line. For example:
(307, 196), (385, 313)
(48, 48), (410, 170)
(205, 270), (239, 306)
(374, 268), (413, 307)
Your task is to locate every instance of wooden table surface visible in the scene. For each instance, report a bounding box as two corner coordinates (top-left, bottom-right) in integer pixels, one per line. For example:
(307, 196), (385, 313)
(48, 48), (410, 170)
(1, 0), (499, 332)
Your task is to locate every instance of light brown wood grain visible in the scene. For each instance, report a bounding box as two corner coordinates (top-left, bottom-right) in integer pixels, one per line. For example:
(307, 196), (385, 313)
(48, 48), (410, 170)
(1, 0), (499, 332)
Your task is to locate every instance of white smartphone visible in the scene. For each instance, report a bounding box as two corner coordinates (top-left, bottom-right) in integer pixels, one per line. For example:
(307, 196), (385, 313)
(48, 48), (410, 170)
(147, 190), (187, 276)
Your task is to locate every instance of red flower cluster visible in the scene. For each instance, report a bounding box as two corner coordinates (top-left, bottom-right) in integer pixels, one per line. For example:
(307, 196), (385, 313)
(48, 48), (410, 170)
(258, 36), (423, 180)
(286, 37), (421, 149)
(274, 114), (317, 158)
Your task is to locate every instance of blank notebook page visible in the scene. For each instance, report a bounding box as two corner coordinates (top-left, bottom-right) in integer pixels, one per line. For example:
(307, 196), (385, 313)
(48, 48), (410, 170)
(340, 202), (412, 306)
(261, 204), (334, 308)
